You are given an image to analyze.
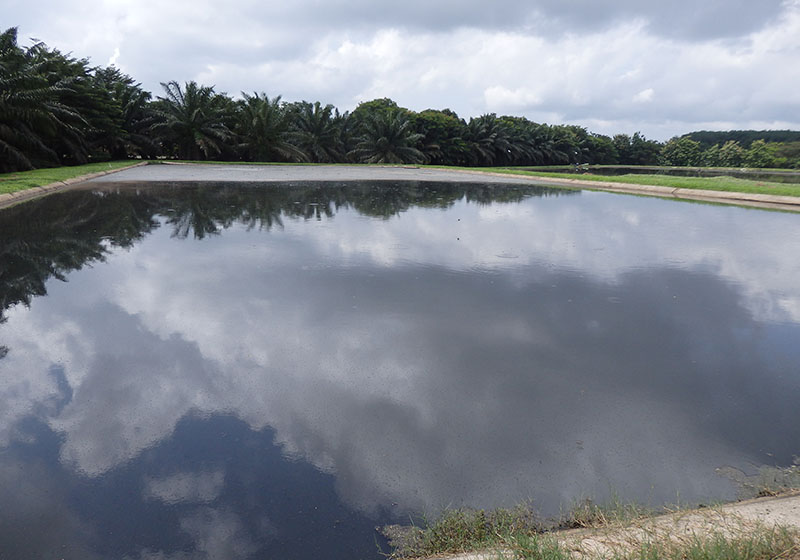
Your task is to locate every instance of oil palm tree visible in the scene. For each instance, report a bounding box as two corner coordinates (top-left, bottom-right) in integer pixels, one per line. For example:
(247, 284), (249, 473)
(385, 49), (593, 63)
(462, 114), (515, 166)
(0, 27), (84, 171)
(288, 101), (343, 162)
(151, 80), (233, 160)
(92, 66), (158, 159)
(348, 110), (424, 164)
(235, 92), (307, 162)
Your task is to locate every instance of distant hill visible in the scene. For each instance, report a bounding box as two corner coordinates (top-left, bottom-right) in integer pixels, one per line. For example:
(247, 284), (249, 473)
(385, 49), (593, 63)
(682, 130), (800, 148)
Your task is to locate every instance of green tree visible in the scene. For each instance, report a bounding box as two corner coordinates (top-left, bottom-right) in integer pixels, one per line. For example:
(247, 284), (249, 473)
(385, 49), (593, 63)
(744, 139), (776, 168)
(702, 144), (721, 166)
(151, 80), (233, 160)
(348, 110), (424, 164)
(462, 114), (514, 166)
(585, 133), (619, 164)
(551, 125), (598, 164)
(767, 141), (800, 169)
(660, 137), (701, 166)
(287, 101), (343, 162)
(350, 97), (403, 123)
(0, 27), (85, 171)
(411, 109), (468, 165)
(91, 66), (158, 159)
(613, 132), (662, 165)
(717, 140), (745, 167)
(235, 92), (307, 162)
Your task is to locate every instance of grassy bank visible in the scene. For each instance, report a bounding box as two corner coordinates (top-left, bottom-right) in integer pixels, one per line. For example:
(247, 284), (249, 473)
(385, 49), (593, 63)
(477, 167), (800, 197)
(383, 465), (800, 559)
(381, 500), (656, 559)
(0, 161), (142, 195)
(382, 500), (800, 560)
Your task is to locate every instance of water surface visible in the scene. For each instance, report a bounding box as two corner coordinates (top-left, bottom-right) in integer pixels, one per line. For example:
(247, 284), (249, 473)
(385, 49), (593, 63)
(1, 181), (799, 559)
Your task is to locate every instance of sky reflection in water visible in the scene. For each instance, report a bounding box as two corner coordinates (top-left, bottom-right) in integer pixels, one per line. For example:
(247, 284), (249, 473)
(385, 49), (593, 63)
(1, 181), (799, 559)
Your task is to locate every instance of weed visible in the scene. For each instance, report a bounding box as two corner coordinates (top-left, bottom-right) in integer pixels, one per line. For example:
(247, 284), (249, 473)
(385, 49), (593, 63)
(611, 525), (799, 560)
(474, 167), (800, 198)
(558, 498), (654, 530)
(381, 504), (543, 558)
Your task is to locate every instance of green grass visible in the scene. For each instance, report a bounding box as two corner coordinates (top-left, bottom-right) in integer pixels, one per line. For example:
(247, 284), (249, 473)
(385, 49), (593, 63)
(556, 498), (654, 530)
(0, 161), (142, 195)
(383, 511), (800, 560)
(380, 499), (653, 558)
(382, 482), (800, 560)
(381, 505), (544, 558)
(473, 167), (800, 197)
(384, 511), (800, 560)
(611, 526), (799, 560)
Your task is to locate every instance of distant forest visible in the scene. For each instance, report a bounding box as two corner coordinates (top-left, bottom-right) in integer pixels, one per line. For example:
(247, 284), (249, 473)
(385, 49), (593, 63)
(2, 26), (799, 173)
(685, 130), (800, 148)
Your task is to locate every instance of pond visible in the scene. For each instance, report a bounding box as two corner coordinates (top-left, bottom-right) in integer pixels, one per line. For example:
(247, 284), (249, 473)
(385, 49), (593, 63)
(1, 177), (799, 559)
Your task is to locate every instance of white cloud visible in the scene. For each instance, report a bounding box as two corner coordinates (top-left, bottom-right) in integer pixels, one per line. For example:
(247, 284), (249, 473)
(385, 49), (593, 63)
(108, 46), (120, 67)
(633, 88), (654, 103)
(4, 0), (798, 139)
(484, 85), (542, 112)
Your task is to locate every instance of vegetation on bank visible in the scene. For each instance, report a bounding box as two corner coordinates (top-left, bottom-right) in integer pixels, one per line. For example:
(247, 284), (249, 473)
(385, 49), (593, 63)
(383, 466), (800, 559)
(382, 500), (800, 560)
(384, 516), (799, 560)
(0, 160), (141, 194)
(481, 168), (800, 198)
(2, 26), (800, 176)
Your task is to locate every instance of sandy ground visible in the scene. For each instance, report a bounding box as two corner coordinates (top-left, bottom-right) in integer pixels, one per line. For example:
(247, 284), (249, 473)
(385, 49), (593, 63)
(445, 491), (800, 560)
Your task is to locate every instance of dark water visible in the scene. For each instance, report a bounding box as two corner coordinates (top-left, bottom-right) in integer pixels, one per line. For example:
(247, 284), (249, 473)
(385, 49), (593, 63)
(1, 181), (799, 559)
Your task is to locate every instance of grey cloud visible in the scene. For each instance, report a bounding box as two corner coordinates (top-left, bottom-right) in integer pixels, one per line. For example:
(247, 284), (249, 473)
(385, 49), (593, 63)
(6, 0), (799, 138)
(237, 0), (785, 39)
(529, 0), (786, 39)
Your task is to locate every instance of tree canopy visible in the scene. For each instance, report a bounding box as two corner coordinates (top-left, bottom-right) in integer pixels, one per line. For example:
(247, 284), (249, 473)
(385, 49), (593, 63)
(2, 26), (799, 173)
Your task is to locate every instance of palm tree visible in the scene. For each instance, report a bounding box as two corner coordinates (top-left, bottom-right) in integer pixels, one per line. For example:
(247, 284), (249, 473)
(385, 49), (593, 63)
(348, 110), (424, 164)
(0, 27), (84, 171)
(288, 101), (343, 162)
(235, 92), (307, 162)
(462, 114), (516, 166)
(151, 80), (232, 160)
(92, 66), (158, 159)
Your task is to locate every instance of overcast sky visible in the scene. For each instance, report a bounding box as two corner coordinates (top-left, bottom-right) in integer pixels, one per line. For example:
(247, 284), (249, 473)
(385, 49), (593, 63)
(6, 0), (800, 139)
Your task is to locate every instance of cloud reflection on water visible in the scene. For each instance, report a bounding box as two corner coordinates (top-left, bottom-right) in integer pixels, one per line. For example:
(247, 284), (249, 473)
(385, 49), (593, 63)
(1, 184), (800, 556)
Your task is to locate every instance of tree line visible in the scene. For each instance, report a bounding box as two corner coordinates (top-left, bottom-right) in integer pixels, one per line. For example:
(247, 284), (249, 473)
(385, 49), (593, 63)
(2, 26), (799, 174)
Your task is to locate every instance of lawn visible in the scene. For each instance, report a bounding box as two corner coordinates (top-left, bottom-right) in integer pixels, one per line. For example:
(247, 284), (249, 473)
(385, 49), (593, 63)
(0, 161), (142, 195)
(477, 167), (800, 197)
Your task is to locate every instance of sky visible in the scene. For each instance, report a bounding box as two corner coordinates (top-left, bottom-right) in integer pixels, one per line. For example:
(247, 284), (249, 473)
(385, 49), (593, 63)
(5, 0), (800, 139)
